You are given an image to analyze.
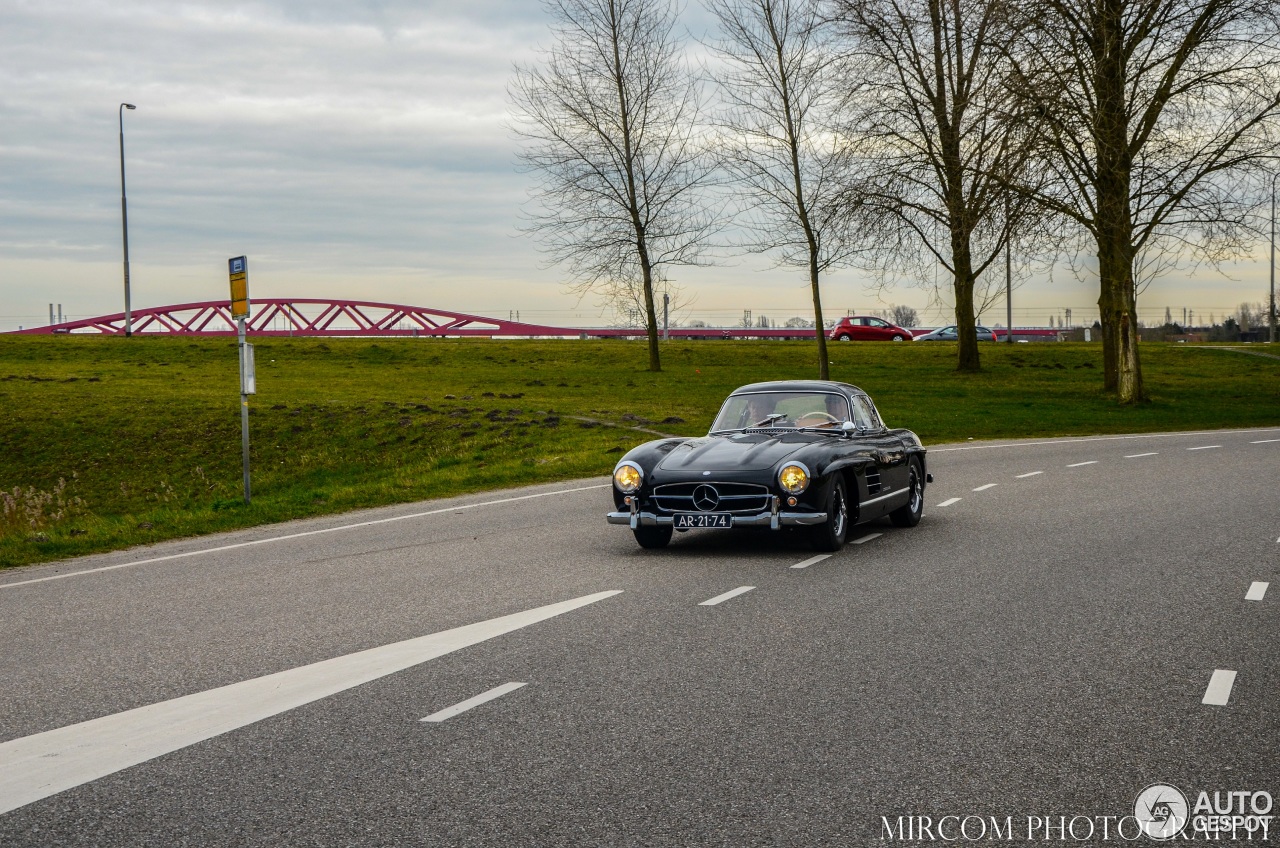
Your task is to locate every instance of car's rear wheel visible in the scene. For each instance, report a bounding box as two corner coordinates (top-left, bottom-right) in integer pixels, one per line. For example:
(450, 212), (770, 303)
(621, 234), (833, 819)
(889, 459), (924, 527)
(836, 333), (852, 341)
(632, 524), (673, 549)
(808, 477), (849, 551)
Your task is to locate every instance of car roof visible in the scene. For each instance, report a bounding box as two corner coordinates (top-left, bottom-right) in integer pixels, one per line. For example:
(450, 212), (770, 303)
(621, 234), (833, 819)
(729, 380), (866, 396)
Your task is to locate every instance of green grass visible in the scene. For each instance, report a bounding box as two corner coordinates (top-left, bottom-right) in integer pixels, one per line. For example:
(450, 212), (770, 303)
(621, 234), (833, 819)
(1, 335), (1277, 568)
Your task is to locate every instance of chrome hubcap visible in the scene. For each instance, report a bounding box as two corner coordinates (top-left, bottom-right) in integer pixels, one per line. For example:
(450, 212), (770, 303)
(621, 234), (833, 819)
(908, 470), (921, 513)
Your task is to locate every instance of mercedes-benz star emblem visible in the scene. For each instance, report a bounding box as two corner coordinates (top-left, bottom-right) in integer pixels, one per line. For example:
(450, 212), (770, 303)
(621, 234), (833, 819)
(692, 485), (720, 511)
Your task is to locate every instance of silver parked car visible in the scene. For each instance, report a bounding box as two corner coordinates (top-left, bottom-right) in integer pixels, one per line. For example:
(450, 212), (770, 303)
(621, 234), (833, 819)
(913, 325), (997, 342)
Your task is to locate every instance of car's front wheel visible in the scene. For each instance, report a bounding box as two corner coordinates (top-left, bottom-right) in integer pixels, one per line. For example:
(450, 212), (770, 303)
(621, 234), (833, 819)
(809, 477), (850, 551)
(632, 524), (673, 549)
(889, 459), (925, 527)
(891, 334), (905, 341)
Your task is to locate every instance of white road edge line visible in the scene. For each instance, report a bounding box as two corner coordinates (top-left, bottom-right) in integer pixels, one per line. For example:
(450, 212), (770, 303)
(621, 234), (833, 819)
(1124, 452), (1158, 458)
(1187, 445), (1221, 451)
(421, 682), (527, 723)
(1067, 461), (1098, 468)
(1252, 439), (1280, 444)
(852, 533), (882, 545)
(0, 483), (613, 591)
(791, 555), (831, 570)
(1246, 582), (1269, 602)
(929, 427), (1280, 453)
(1015, 471), (1044, 478)
(1202, 669), (1237, 706)
(972, 484), (997, 492)
(700, 586), (755, 606)
(0, 589), (622, 816)
(937, 498), (962, 507)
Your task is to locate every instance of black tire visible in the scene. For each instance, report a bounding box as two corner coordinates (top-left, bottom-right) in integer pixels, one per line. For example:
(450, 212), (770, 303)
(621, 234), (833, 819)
(809, 476), (850, 552)
(632, 524), (673, 549)
(889, 459), (925, 527)
(836, 333), (852, 341)
(891, 334), (905, 341)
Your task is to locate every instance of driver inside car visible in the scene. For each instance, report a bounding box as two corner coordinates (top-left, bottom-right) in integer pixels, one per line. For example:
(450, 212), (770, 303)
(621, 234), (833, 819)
(742, 395), (778, 427)
(795, 394), (849, 428)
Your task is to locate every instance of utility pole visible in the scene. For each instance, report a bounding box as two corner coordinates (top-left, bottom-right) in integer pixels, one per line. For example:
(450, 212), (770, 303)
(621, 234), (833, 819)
(119, 103), (136, 336)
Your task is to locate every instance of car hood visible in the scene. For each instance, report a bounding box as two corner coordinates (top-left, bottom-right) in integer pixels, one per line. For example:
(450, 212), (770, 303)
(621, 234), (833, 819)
(655, 433), (809, 474)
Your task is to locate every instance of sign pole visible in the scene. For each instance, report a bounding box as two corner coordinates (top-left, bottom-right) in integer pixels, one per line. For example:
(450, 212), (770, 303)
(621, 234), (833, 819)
(239, 315), (251, 504)
(229, 256), (254, 504)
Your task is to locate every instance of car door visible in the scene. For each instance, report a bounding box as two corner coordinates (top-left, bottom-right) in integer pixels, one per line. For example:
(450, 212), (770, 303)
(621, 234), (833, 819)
(852, 394), (910, 498)
(867, 317), (894, 340)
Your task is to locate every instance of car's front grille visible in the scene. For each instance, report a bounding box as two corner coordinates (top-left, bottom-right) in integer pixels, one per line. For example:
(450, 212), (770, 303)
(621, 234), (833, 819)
(652, 482), (771, 514)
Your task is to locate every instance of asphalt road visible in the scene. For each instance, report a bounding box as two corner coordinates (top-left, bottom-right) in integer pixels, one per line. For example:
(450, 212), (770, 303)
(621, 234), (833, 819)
(1, 427), (1277, 847)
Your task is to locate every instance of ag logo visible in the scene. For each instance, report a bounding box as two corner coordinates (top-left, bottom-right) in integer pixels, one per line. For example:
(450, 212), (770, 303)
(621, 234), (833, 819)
(1135, 784), (1189, 840)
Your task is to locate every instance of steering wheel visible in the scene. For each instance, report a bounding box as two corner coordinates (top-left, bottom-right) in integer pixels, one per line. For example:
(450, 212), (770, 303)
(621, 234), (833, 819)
(796, 411), (841, 428)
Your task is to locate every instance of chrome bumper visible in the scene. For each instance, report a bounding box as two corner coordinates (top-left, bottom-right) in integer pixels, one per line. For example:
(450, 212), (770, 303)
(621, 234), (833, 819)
(607, 494), (826, 530)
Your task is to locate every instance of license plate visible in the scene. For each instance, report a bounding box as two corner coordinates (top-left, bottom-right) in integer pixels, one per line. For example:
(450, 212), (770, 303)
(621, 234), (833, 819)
(674, 513), (732, 529)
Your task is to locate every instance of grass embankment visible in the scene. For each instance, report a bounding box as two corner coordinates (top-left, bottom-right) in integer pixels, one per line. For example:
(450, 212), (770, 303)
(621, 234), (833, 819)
(1, 336), (1277, 568)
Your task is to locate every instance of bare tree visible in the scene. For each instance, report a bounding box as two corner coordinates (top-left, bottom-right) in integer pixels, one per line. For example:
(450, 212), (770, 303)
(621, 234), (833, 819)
(511, 0), (717, 371)
(888, 304), (919, 327)
(1005, 0), (1280, 403)
(706, 0), (859, 379)
(827, 0), (1041, 372)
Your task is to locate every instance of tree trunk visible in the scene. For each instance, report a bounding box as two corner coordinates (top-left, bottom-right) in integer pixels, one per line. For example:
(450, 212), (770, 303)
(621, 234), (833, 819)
(1091, 0), (1144, 402)
(636, 236), (662, 372)
(1115, 279), (1144, 403)
(809, 253), (829, 380)
(949, 214), (981, 372)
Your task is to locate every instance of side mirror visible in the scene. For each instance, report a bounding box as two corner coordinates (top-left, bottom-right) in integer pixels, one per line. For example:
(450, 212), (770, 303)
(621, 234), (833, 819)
(841, 420), (857, 435)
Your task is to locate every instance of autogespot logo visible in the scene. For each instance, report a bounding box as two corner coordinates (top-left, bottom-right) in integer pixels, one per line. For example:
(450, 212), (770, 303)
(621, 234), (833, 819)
(1135, 784), (1190, 840)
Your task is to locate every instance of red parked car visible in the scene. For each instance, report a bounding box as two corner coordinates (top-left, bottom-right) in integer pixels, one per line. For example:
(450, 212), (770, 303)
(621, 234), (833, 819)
(829, 316), (913, 341)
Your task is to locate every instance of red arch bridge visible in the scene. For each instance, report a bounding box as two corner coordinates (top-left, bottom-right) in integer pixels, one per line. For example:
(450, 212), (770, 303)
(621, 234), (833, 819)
(10, 298), (1060, 340)
(11, 299), (824, 339)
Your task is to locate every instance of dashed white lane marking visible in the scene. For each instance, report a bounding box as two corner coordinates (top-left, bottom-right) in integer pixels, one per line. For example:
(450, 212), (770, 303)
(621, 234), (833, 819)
(1246, 582), (1269, 601)
(0, 483), (614, 591)
(0, 589), (622, 816)
(421, 682), (527, 723)
(1252, 439), (1280, 444)
(791, 555), (831, 570)
(1187, 445), (1221, 451)
(1202, 670), (1237, 706)
(852, 533), (882, 545)
(1067, 461), (1098, 467)
(1124, 452), (1158, 458)
(972, 484), (997, 492)
(1015, 471), (1043, 478)
(937, 498), (962, 507)
(699, 586), (755, 606)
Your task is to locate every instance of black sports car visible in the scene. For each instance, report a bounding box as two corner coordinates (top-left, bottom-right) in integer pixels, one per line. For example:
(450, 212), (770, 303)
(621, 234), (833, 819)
(607, 380), (931, 550)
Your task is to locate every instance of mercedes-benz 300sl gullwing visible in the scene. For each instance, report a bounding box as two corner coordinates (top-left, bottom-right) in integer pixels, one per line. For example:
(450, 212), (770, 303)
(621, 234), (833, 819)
(607, 380), (931, 550)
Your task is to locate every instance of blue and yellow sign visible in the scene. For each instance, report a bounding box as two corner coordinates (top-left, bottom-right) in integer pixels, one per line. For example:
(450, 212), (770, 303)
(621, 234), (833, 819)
(229, 256), (249, 318)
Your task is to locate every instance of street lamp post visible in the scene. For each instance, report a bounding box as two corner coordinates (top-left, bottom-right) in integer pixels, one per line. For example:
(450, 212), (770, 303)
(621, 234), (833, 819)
(119, 103), (136, 337)
(1270, 171), (1278, 343)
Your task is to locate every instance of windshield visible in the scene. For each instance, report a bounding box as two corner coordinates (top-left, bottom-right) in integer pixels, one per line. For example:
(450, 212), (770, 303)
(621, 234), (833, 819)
(710, 391), (851, 432)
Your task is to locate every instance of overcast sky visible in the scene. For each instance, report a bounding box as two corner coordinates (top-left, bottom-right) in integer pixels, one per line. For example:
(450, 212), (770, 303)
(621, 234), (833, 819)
(0, 0), (1272, 332)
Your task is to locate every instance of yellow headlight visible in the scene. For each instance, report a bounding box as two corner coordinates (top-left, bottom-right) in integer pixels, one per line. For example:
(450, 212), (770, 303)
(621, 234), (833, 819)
(613, 462), (643, 493)
(778, 464), (809, 494)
